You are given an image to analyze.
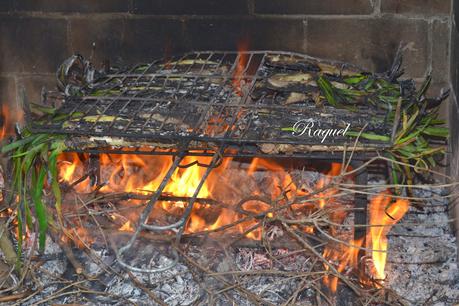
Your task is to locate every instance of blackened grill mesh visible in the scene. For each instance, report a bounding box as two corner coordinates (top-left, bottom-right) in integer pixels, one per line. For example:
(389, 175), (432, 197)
(30, 51), (391, 150)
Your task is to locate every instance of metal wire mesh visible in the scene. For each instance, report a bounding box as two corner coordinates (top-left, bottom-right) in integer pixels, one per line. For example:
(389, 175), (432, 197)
(30, 51), (390, 150)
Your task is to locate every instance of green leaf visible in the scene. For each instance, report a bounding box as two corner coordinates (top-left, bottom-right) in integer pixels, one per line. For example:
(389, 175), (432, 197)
(317, 76), (338, 108)
(364, 79), (375, 90)
(48, 141), (66, 226)
(1, 135), (37, 153)
(32, 166), (48, 251)
(30, 103), (56, 115)
(343, 75), (366, 85)
(345, 131), (391, 142)
(12, 143), (46, 158)
(416, 75), (432, 99)
(421, 127), (449, 138)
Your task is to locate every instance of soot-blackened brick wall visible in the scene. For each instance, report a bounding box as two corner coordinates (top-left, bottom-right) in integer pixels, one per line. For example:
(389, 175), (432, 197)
(0, 0), (452, 105)
(449, 0), (459, 245)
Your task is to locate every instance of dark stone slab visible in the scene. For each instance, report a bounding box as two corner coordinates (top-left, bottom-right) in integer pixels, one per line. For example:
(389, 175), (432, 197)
(70, 16), (306, 65)
(0, 77), (17, 106)
(17, 75), (57, 105)
(0, 17), (68, 73)
(0, 0), (14, 12)
(381, 0), (451, 16)
(69, 17), (188, 66)
(132, 0), (249, 15)
(306, 17), (429, 77)
(254, 0), (374, 15)
(121, 17), (188, 62)
(15, 0), (130, 13)
(184, 18), (306, 53)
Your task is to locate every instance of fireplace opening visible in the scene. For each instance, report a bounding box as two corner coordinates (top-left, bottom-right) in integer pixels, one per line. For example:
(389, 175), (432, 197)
(0, 45), (456, 305)
(55, 149), (403, 291)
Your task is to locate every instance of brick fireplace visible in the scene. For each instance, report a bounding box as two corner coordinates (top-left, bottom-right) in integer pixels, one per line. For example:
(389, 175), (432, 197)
(1, 0), (456, 238)
(0, 1), (457, 304)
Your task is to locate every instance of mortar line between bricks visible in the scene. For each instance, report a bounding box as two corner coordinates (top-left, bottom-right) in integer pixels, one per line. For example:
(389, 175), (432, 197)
(128, 0), (134, 14)
(302, 19), (308, 54)
(12, 75), (19, 109)
(372, 0), (381, 16)
(251, 13), (451, 21)
(247, 0), (255, 16)
(67, 17), (72, 56)
(449, 85), (459, 112)
(0, 11), (451, 22)
(428, 19), (434, 77)
(0, 73), (56, 78)
(447, 21), (453, 86)
(380, 13), (451, 22)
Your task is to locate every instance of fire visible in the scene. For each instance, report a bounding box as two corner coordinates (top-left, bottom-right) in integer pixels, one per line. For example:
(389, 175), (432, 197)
(59, 153), (343, 239)
(232, 39), (250, 96)
(57, 153), (90, 192)
(0, 101), (24, 141)
(315, 162), (344, 208)
(57, 151), (408, 291)
(119, 220), (134, 232)
(323, 238), (363, 293)
(321, 190), (410, 293)
(368, 192), (409, 280)
(0, 103), (6, 140)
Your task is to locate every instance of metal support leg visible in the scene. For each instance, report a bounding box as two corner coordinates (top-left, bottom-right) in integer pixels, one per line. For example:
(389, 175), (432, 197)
(88, 153), (100, 187)
(116, 146), (224, 273)
(353, 161), (368, 275)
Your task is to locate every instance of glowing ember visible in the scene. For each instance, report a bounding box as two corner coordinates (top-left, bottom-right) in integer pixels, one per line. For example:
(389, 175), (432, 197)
(119, 220), (134, 232)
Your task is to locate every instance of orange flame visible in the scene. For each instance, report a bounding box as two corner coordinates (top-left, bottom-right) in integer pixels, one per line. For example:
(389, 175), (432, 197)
(323, 238), (363, 293)
(58, 155), (348, 241)
(119, 220), (134, 232)
(58, 153), (322, 239)
(368, 192), (409, 280)
(57, 151), (408, 291)
(0, 104), (6, 140)
(315, 163), (343, 208)
(0, 102), (24, 141)
(321, 188), (409, 292)
(57, 153), (90, 192)
(232, 39), (250, 96)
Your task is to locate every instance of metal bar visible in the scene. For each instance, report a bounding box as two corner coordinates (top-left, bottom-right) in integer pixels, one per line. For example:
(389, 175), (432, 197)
(352, 160), (368, 276)
(174, 147), (224, 243)
(115, 143), (189, 273)
(88, 153), (100, 187)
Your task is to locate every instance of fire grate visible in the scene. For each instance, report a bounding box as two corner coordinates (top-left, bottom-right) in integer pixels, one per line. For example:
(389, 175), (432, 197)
(29, 51), (391, 155)
(25, 51), (381, 274)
